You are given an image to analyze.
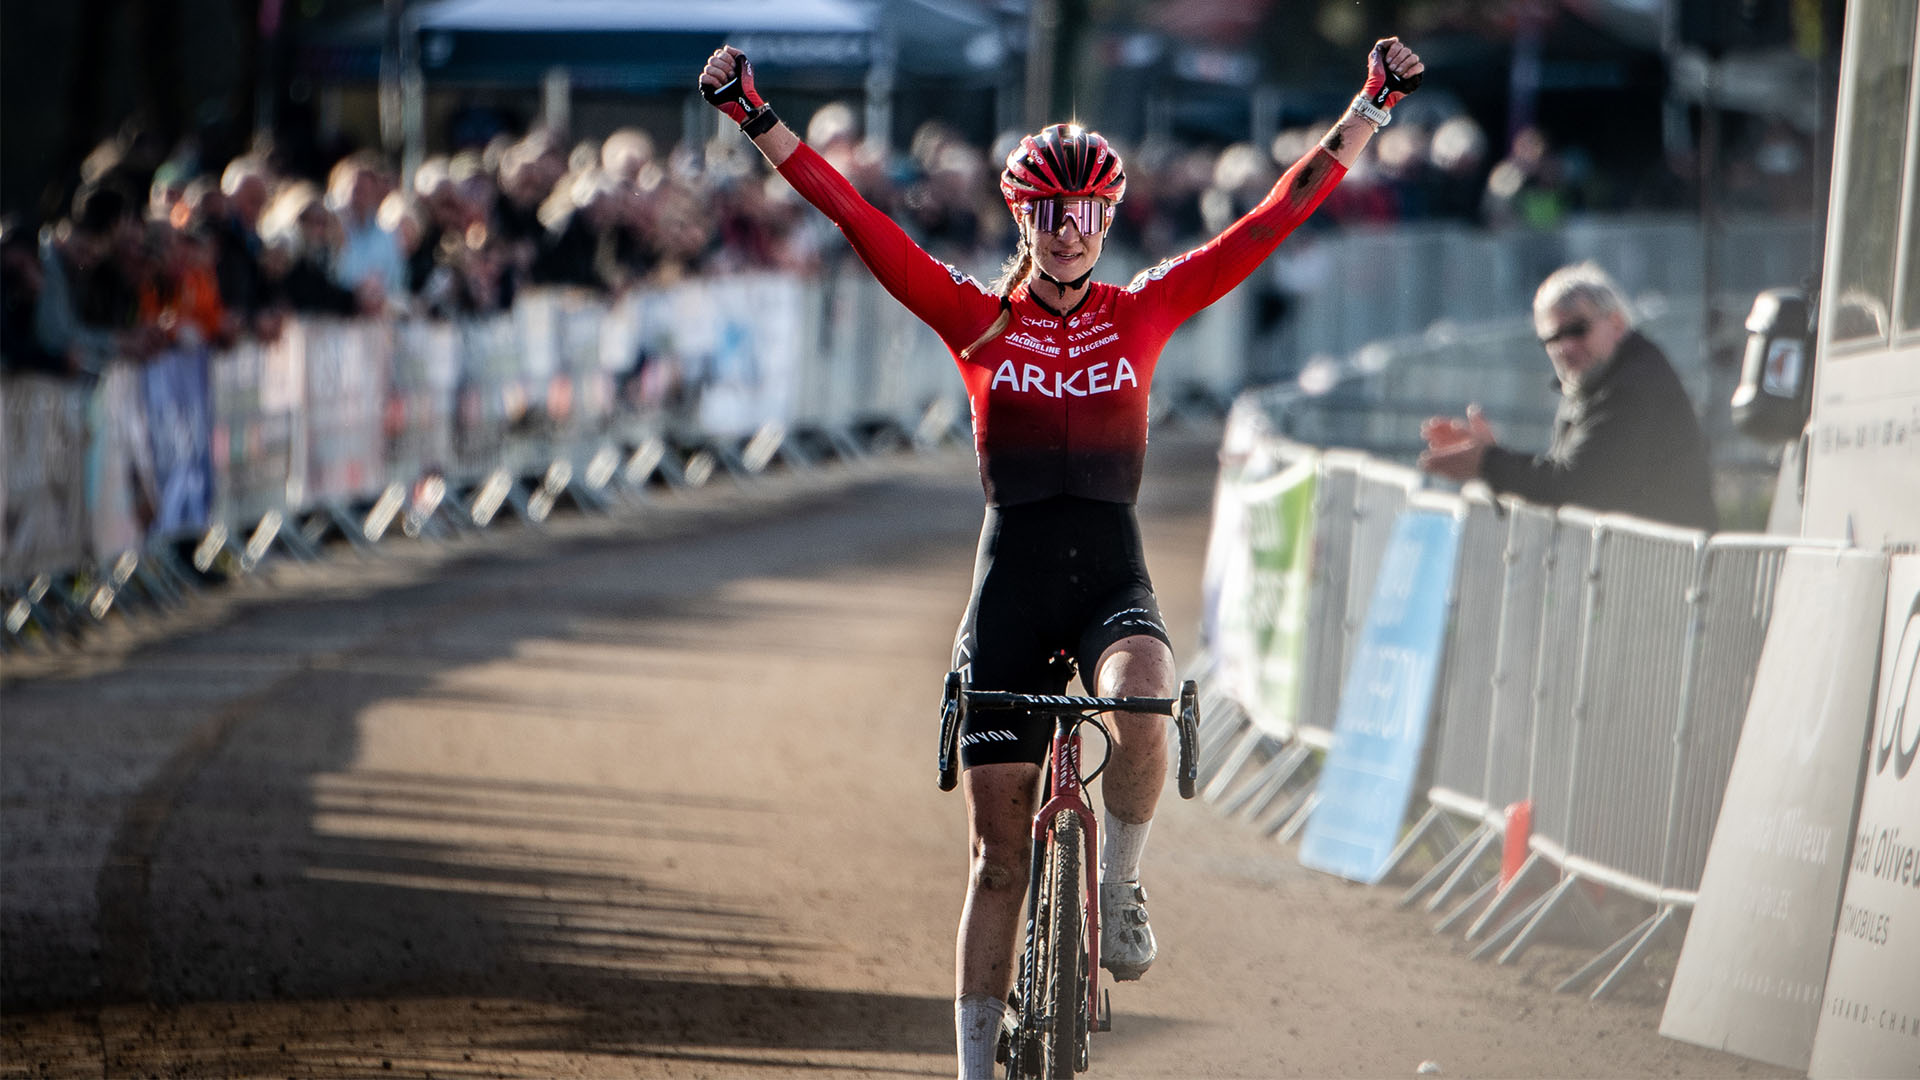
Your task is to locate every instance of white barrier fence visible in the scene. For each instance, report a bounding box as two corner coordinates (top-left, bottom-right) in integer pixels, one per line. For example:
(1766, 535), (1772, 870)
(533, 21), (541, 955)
(1188, 399), (1889, 1026)
(4, 268), (1060, 642)
(4, 211), (1814, 641)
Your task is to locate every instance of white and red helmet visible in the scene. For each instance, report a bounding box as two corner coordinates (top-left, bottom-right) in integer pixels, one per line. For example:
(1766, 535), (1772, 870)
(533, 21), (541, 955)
(999, 123), (1126, 212)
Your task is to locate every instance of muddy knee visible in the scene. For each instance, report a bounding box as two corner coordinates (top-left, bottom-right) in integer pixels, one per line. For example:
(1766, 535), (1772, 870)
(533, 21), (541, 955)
(970, 851), (1029, 894)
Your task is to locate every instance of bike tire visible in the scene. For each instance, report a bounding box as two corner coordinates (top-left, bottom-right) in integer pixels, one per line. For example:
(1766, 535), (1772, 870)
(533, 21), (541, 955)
(1039, 810), (1086, 1078)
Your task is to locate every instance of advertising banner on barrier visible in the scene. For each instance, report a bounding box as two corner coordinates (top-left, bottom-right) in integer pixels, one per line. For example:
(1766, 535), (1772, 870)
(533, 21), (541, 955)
(212, 339), (303, 525)
(701, 275), (800, 439)
(387, 322), (458, 481)
(2, 375), (91, 579)
(1661, 549), (1889, 1071)
(558, 295), (614, 433)
(88, 362), (156, 559)
(1231, 459), (1318, 740)
(304, 321), (388, 504)
(1300, 506), (1461, 883)
(627, 276), (801, 440)
(1810, 554), (1920, 1079)
(454, 316), (523, 473)
(142, 348), (212, 536)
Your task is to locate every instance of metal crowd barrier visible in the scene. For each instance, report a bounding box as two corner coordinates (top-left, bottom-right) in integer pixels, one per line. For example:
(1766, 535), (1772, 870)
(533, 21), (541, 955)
(1267, 295), (1774, 485)
(1297, 453), (1363, 741)
(1189, 420), (1821, 1003)
(2, 273), (983, 650)
(1276, 214), (1814, 372)
(1660, 537), (1795, 898)
(1402, 508), (1815, 995)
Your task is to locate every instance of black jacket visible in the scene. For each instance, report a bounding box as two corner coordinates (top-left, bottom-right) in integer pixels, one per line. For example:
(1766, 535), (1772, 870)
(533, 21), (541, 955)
(269, 256), (360, 317)
(213, 215), (267, 316)
(1480, 330), (1719, 531)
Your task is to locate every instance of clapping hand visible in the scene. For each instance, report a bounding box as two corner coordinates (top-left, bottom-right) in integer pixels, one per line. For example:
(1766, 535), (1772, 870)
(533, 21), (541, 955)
(1418, 403), (1495, 482)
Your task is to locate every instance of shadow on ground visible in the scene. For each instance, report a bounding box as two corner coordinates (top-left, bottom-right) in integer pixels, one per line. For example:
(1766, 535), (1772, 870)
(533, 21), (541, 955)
(4, 476), (981, 1075)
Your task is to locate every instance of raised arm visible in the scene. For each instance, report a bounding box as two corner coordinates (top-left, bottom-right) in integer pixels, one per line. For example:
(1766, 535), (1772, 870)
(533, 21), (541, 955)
(1127, 38), (1423, 322)
(698, 46), (995, 348)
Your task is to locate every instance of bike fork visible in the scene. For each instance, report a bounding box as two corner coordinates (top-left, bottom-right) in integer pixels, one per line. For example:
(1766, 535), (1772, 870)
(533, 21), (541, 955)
(1035, 729), (1105, 1042)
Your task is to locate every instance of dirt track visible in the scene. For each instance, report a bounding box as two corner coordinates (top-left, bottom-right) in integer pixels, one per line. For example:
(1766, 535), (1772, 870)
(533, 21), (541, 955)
(2, 431), (1789, 1079)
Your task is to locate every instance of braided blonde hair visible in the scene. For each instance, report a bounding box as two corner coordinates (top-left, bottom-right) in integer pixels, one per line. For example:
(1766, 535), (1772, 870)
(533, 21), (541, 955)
(960, 234), (1033, 362)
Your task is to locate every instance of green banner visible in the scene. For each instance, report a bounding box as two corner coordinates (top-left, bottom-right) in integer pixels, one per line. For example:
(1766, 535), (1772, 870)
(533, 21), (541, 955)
(1219, 457), (1317, 739)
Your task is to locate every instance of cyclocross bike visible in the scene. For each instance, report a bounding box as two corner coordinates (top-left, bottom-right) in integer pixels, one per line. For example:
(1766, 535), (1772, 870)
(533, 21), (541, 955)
(938, 665), (1201, 1078)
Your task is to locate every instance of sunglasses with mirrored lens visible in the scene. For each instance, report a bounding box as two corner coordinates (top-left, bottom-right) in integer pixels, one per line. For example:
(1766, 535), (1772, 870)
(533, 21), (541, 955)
(1028, 196), (1110, 236)
(1539, 318), (1590, 346)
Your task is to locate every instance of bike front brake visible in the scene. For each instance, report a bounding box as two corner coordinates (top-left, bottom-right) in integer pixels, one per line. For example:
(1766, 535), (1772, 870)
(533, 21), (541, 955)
(937, 671), (965, 792)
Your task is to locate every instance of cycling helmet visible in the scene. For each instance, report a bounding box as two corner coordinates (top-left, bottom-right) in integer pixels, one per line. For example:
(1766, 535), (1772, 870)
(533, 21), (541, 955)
(999, 123), (1126, 211)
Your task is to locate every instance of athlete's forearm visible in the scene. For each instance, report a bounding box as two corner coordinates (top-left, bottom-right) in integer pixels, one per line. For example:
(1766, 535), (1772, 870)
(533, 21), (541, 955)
(747, 121), (800, 168)
(1318, 110), (1379, 170)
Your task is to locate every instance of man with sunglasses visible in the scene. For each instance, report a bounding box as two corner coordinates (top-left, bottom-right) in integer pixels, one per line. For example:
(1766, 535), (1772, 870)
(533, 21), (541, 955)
(1419, 261), (1718, 531)
(702, 34), (1423, 1079)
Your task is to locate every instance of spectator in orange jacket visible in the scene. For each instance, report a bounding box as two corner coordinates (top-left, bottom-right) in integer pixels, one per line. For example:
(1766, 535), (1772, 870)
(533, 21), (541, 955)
(139, 224), (236, 350)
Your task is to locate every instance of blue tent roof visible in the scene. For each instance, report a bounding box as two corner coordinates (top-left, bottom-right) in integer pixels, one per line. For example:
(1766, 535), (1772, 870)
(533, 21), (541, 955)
(410, 0), (869, 34)
(303, 0), (1001, 90)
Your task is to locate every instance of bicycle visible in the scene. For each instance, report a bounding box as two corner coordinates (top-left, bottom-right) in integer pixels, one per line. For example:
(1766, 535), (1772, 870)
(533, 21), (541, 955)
(937, 665), (1201, 1078)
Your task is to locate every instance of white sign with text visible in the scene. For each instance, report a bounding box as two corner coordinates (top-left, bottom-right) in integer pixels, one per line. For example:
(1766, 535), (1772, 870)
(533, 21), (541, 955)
(1810, 554), (1920, 1079)
(1660, 549), (1888, 1071)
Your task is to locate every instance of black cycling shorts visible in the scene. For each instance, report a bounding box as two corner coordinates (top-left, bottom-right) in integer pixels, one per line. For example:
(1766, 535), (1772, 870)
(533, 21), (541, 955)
(951, 495), (1173, 768)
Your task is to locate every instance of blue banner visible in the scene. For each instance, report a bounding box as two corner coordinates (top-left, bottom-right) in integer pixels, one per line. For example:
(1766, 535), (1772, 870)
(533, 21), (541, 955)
(1300, 507), (1463, 884)
(143, 348), (213, 535)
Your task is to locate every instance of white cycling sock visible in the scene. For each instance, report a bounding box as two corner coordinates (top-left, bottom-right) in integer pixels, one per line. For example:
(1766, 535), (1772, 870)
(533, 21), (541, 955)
(956, 993), (1006, 1080)
(1100, 809), (1151, 884)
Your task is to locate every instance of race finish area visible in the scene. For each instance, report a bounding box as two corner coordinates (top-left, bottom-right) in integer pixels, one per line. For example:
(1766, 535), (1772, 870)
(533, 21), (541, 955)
(1, 431), (1783, 1078)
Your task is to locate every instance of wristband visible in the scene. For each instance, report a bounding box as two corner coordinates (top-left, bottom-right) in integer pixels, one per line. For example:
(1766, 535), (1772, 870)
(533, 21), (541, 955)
(741, 105), (780, 138)
(1348, 94), (1391, 129)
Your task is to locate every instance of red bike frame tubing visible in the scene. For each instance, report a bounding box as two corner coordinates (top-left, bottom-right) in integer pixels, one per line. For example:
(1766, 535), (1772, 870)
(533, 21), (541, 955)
(1031, 720), (1102, 1031)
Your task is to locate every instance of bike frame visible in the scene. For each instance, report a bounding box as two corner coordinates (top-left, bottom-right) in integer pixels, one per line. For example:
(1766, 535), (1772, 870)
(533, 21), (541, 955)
(937, 677), (1199, 1077)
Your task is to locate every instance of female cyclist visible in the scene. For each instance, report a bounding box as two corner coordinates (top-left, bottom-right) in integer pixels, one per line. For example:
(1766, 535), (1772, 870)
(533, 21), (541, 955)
(700, 38), (1422, 1077)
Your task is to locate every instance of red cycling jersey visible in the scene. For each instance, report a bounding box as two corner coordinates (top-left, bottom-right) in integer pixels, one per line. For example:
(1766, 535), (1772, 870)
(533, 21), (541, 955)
(778, 141), (1347, 505)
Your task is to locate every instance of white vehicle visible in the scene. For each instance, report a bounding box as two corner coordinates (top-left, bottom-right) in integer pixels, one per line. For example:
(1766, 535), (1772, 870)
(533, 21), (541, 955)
(1798, 0), (1920, 550)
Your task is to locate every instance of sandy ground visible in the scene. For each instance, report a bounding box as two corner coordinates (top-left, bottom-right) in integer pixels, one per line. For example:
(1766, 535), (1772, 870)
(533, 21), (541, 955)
(1, 429), (1792, 1079)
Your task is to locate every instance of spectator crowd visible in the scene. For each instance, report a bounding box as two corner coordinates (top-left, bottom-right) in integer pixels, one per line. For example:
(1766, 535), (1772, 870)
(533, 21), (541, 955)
(2, 98), (1816, 380)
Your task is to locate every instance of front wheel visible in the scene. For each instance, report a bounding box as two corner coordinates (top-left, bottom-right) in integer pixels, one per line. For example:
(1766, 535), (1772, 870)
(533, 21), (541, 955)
(1038, 810), (1087, 1077)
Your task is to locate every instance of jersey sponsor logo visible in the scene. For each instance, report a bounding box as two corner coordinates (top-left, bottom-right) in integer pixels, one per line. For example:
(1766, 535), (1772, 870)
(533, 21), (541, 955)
(990, 357), (1139, 398)
(1067, 321), (1114, 342)
(1067, 331), (1120, 358)
(1004, 331), (1060, 357)
(1125, 253), (1191, 293)
(946, 263), (992, 295)
(1022, 315), (1061, 329)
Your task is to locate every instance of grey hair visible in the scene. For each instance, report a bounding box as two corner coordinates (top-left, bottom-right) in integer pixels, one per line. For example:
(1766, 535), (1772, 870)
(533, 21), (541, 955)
(1533, 261), (1634, 328)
